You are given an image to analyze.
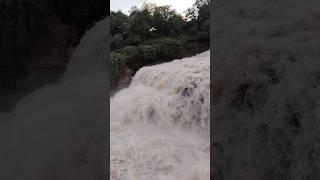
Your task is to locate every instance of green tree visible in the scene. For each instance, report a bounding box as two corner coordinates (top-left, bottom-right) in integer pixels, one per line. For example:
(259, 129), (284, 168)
(186, 0), (210, 30)
(110, 11), (129, 38)
(152, 5), (183, 35)
(128, 4), (153, 41)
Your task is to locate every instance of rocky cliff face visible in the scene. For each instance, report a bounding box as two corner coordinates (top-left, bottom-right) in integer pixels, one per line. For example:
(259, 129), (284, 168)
(0, 0), (107, 111)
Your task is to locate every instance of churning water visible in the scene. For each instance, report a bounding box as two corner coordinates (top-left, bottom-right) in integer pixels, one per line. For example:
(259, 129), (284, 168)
(0, 15), (210, 179)
(111, 51), (210, 180)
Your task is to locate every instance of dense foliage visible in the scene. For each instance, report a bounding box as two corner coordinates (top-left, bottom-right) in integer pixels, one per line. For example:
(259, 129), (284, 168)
(110, 0), (210, 87)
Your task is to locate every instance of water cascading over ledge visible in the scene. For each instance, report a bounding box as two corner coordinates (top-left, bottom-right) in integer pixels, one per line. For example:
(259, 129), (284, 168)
(111, 51), (210, 180)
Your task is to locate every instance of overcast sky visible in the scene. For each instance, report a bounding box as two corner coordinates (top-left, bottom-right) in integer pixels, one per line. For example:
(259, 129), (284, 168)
(111, 0), (196, 15)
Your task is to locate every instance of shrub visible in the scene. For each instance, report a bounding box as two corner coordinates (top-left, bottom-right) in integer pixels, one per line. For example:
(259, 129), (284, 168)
(111, 46), (138, 80)
(144, 38), (183, 59)
(111, 33), (124, 49)
(124, 34), (143, 46)
(138, 45), (158, 63)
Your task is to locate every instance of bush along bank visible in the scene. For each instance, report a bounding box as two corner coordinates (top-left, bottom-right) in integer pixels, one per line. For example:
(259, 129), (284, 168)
(111, 36), (209, 89)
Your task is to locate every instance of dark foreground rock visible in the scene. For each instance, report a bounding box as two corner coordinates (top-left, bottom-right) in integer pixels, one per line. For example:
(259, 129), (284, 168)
(0, 0), (107, 111)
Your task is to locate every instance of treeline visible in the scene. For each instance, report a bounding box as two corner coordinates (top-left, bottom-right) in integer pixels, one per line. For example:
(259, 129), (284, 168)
(111, 0), (210, 87)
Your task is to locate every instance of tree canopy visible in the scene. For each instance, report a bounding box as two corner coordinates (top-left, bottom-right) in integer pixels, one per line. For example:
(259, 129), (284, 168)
(111, 0), (210, 50)
(110, 0), (210, 87)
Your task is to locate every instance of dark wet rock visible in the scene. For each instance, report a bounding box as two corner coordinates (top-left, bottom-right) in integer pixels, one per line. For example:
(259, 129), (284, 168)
(0, 0), (107, 111)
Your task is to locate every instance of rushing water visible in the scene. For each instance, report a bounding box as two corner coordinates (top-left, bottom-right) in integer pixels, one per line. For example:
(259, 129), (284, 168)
(0, 16), (210, 179)
(111, 51), (210, 180)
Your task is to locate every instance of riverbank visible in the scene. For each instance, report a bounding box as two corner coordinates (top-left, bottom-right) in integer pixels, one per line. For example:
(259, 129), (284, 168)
(111, 36), (210, 91)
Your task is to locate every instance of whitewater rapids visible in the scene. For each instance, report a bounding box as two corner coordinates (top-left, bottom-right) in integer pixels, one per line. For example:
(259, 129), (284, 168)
(110, 51), (210, 180)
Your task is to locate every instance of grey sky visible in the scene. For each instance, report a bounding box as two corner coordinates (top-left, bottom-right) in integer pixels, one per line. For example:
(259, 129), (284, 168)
(111, 0), (196, 15)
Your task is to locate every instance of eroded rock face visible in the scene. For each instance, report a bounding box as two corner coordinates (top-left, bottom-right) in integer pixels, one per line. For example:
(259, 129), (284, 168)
(213, 0), (320, 179)
(0, 0), (107, 111)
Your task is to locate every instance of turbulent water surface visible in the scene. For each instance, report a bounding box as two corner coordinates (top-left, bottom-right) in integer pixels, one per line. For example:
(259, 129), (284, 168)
(111, 51), (210, 180)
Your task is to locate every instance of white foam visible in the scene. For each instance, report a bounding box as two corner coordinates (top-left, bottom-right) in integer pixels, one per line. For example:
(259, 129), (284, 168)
(111, 51), (210, 180)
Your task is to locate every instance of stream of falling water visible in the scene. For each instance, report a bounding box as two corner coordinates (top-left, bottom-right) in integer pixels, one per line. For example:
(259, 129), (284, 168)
(110, 51), (210, 180)
(0, 18), (108, 179)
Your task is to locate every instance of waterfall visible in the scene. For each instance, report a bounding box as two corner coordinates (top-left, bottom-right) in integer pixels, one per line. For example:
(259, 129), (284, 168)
(111, 51), (210, 180)
(0, 15), (210, 179)
(63, 18), (107, 80)
(0, 18), (108, 179)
